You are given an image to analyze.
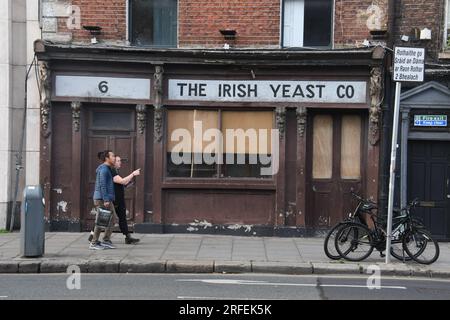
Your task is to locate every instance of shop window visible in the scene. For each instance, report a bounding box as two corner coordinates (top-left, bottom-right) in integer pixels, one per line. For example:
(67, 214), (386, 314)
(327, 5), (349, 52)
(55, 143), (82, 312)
(282, 0), (333, 48)
(340, 115), (361, 180)
(129, 0), (177, 47)
(312, 115), (333, 179)
(445, 0), (450, 48)
(167, 109), (274, 179)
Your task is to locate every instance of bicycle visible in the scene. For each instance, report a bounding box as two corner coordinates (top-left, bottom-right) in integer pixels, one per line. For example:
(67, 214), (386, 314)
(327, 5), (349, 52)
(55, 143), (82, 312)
(323, 192), (377, 260)
(334, 197), (440, 264)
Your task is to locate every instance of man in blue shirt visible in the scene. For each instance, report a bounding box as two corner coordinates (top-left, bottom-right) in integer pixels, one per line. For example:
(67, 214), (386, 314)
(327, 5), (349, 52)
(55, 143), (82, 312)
(90, 150), (117, 250)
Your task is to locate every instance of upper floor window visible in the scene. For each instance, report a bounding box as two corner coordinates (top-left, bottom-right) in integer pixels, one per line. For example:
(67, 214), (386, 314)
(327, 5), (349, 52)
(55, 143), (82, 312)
(282, 0), (333, 48)
(445, 0), (450, 48)
(129, 0), (177, 47)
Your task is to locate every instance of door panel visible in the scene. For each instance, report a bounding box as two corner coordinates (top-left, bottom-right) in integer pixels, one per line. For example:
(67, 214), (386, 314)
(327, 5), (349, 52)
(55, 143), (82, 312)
(408, 140), (450, 240)
(82, 107), (137, 231)
(307, 112), (364, 228)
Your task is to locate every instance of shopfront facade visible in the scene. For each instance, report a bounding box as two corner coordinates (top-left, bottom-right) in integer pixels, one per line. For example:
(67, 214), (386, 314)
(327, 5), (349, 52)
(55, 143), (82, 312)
(35, 41), (385, 236)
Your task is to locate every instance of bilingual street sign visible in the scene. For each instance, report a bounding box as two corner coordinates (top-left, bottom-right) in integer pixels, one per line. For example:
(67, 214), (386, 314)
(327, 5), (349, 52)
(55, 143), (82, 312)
(414, 115), (448, 127)
(386, 46), (425, 264)
(393, 47), (425, 82)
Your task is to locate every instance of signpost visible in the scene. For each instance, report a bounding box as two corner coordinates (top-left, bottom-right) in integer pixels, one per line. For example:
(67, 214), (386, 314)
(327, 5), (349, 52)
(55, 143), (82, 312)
(386, 47), (425, 264)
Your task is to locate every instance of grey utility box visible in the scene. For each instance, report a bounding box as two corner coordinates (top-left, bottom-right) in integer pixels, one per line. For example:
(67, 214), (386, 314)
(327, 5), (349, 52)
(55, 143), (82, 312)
(20, 185), (45, 257)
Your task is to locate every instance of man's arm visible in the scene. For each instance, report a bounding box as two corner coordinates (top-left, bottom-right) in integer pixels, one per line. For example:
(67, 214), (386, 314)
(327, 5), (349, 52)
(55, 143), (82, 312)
(99, 168), (112, 202)
(113, 169), (140, 185)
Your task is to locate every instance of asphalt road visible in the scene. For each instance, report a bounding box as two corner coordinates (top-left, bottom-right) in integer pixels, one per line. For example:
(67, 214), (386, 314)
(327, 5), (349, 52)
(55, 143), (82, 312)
(0, 273), (450, 300)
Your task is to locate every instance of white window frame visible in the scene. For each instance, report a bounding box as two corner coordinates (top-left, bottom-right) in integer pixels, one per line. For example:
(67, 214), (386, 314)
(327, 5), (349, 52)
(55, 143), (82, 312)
(281, 0), (335, 49)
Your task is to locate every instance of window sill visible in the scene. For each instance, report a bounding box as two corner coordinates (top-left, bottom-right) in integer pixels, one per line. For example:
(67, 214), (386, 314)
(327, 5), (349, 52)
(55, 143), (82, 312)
(162, 179), (276, 190)
(438, 51), (450, 60)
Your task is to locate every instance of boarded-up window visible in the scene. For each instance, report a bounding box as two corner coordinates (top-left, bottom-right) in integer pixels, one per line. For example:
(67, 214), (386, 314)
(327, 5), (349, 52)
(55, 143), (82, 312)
(340, 115), (362, 179)
(222, 111), (273, 155)
(167, 109), (274, 178)
(167, 109), (219, 178)
(312, 115), (333, 179)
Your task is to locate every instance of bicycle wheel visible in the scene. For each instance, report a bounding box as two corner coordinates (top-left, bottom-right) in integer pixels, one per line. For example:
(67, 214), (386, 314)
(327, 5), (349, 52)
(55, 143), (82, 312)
(390, 242), (412, 262)
(323, 222), (348, 260)
(403, 229), (440, 265)
(335, 222), (374, 261)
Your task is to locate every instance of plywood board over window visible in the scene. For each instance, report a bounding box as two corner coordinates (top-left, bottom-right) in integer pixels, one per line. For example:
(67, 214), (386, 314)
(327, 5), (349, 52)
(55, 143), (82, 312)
(222, 111), (274, 155)
(167, 109), (219, 152)
(340, 115), (362, 179)
(312, 115), (333, 179)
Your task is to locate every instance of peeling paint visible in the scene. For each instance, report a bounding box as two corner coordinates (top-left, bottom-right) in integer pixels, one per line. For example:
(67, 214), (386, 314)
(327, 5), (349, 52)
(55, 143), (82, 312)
(227, 224), (253, 233)
(186, 226), (198, 232)
(171, 223), (179, 226)
(53, 188), (62, 194)
(56, 201), (68, 213)
(189, 219), (212, 229)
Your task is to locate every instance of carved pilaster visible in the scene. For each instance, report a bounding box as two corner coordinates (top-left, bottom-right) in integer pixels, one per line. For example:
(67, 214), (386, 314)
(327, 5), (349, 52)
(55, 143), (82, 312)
(136, 104), (147, 134)
(153, 65), (164, 143)
(275, 106), (287, 139)
(296, 106), (307, 138)
(369, 66), (383, 145)
(154, 106), (164, 143)
(71, 101), (82, 132)
(39, 61), (51, 134)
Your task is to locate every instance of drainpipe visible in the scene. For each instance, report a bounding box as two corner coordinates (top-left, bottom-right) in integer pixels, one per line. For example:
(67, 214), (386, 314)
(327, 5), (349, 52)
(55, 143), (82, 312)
(378, 0), (397, 217)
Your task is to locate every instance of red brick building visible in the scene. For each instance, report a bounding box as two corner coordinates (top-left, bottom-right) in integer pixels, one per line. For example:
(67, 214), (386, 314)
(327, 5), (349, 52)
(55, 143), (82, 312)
(35, 0), (401, 236)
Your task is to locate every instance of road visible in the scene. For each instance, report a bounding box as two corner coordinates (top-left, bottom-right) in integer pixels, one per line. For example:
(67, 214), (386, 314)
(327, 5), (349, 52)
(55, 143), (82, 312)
(0, 273), (450, 300)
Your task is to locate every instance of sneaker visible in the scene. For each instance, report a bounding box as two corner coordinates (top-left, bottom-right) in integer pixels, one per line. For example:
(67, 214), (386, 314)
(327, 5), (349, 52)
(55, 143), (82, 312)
(88, 232), (94, 243)
(125, 235), (140, 245)
(89, 242), (105, 250)
(100, 240), (116, 249)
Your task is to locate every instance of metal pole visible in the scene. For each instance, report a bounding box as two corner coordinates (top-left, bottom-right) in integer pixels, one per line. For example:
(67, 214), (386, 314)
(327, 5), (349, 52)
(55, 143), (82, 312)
(385, 81), (402, 264)
(9, 56), (35, 232)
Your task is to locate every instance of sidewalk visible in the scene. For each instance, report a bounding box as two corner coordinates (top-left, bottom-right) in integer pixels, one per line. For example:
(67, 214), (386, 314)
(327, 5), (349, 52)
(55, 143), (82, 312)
(1, 232), (449, 277)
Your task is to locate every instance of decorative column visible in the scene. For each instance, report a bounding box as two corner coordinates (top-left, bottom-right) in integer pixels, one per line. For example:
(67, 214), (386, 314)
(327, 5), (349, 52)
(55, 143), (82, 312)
(367, 66), (384, 202)
(39, 62), (51, 135)
(38, 61), (52, 224)
(275, 106), (287, 226)
(295, 106), (307, 227)
(369, 66), (383, 146)
(134, 104), (147, 224)
(71, 101), (82, 229)
(152, 65), (164, 224)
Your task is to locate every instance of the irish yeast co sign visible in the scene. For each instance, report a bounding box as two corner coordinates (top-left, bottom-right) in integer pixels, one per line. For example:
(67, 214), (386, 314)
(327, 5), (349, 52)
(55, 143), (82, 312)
(168, 80), (367, 103)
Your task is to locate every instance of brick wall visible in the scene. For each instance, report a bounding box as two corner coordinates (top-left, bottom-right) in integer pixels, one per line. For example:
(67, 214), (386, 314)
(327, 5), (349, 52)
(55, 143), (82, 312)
(178, 0), (280, 48)
(393, 0), (447, 61)
(41, 0), (389, 49)
(334, 0), (388, 48)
